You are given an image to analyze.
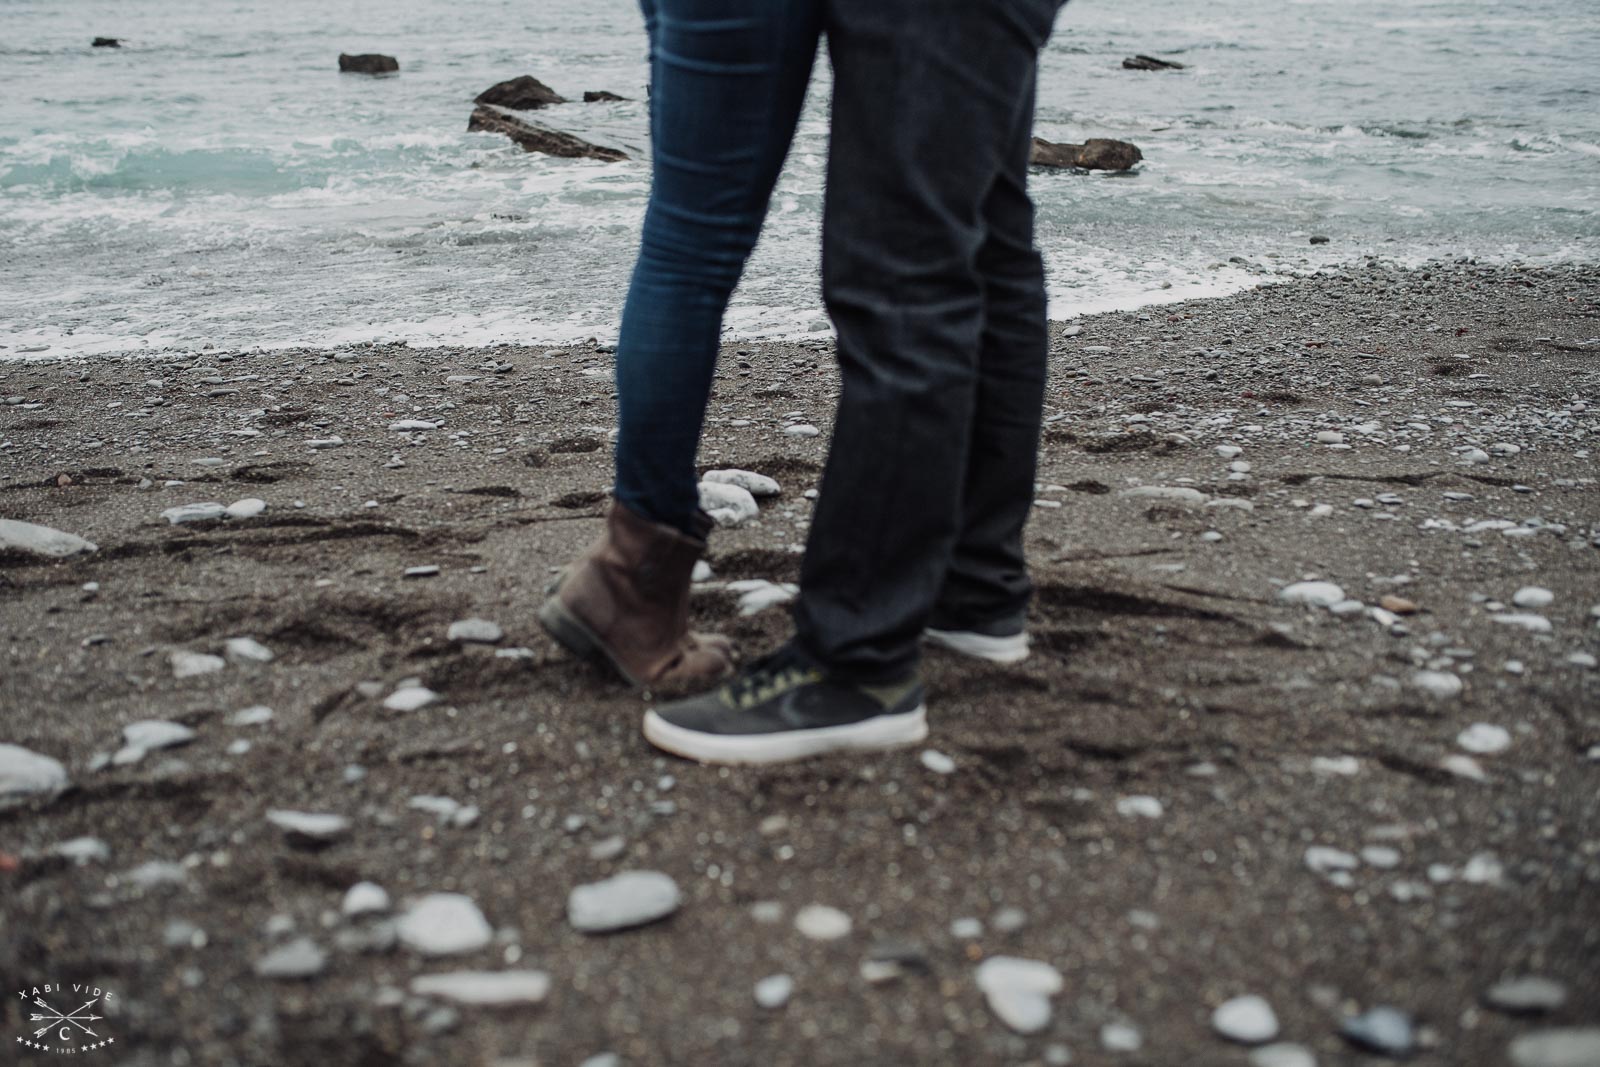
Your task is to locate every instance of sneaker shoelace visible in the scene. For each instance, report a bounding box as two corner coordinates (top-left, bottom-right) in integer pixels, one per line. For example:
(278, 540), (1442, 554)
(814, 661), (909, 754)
(726, 647), (822, 711)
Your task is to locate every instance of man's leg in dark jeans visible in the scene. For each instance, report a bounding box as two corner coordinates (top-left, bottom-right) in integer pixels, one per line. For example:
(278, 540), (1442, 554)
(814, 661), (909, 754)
(931, 74), (1049, 635)
(794, 0), (1058, 682)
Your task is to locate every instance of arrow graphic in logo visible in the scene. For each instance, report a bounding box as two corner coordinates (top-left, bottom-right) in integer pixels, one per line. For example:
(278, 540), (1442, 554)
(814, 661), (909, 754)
(29, 996), (102, 1040)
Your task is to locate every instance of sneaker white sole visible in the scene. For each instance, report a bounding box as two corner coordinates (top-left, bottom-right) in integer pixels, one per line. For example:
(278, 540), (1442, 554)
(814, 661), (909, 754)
(924, 627), (1030, 665)
(642, 705), (929, 766)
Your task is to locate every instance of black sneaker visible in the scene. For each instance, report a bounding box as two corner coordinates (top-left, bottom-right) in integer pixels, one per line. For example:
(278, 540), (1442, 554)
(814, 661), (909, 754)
(924, 611), (1030, 664)
(642, 645), (928, 765)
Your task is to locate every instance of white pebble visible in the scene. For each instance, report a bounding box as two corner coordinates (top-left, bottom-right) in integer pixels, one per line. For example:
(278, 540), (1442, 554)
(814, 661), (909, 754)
(1457, 723), (1511, 755)
(1213, 994), (1280, 1045)
(1512, 587), (1554, 609)
(793, 904), (852, 941)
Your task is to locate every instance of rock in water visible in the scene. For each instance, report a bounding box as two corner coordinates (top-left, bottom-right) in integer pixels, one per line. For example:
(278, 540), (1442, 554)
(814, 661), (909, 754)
(1509, 1028), (1600, 1067)
(1031, 137), (1144, 171)
(975, 956), (1064, 1035)
(1213, 995), (1280, 1045)
(567, 871), (681, 933)
(254, 937), (328, 979)
(584, 90), (627, 102)
(411, 970), (551, 1005)
(0, 744), (69, 806)
(339, 53), (398, 74)
(1123, 53), (1186, 70)
(468, 105), (627, 161)
(397, 894), (493, 956)
(698, 480), (760, 526)
(475, 75), (566, 109)
(0, 519), (98, 558)
(1486, 977), (1568, 1015)
(1339, 1006), (1415, 1056)
(92, 37), (121, 47)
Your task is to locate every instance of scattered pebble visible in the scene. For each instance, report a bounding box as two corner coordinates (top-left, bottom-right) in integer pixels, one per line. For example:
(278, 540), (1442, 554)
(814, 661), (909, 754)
(754, 974), (794, 1010)
(975, 956), (1064, 1035)
(0, 518), (98, 558)
(266, 810), (351, 844)
(1411, 670), (1463, 699)
(567, 871), (682, 933)
(1279, 581), (1345, 607)
(1100, 1022), (1144, 1052)
(1485, 976), (1569, 1016)
(702, 468), (781, 497)
(447, 618), (504, 644)
(794, 904), (852, 941)
(397, 894), (494, 956)
(229, 705), (274, 727)
(1213, 994), (1280, 1045)
(225, 497), (267, 520)
(170, 650), (225, 679)
(1492, 613), (1553, 634)
(223, 636), (275, 665)
(783, 423), (820, 437)
(342, 882), (392, 918)
(410, 970), (551, 1005)
(383, 686), (439, 712)
(1508, 1028), (1600, 1067)
(254, 937), (328, 979)
(920, 750), (956, 775)
(1339, 1006), (1416, 1056)
(698, 480), (760, 526)
(1512, 586), (1555, 609)
(161, 502), (227, 525)
(1115, 795), (1163, 818)
(1249, 1044), (1319, 1067)
(1457, 723), (1511, 755)
(52, 837), (110, 864)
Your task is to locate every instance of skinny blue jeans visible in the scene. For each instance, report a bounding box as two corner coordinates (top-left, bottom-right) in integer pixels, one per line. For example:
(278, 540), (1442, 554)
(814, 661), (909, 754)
(612, 0), (822, 533)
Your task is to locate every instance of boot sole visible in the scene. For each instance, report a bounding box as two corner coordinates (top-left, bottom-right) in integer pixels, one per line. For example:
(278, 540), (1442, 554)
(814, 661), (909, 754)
(642, 705), (929, 766)
(537, 596), (646, 688)
(924, 627), (1030, 665)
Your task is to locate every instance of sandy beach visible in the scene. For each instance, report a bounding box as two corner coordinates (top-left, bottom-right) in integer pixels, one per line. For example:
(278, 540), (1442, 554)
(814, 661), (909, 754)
(2, 260), (1598, 1066)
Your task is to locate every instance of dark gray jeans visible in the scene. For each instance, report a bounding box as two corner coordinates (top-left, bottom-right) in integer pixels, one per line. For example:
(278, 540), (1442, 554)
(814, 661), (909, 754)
(795, 0), (1062, 682)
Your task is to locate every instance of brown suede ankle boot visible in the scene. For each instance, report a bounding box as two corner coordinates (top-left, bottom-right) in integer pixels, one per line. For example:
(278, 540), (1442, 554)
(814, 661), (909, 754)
(538, 500), (734, 692)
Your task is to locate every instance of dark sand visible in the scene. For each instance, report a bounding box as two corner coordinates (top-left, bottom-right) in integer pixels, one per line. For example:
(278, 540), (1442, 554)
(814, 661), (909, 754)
(2, 260), (1598, 1066)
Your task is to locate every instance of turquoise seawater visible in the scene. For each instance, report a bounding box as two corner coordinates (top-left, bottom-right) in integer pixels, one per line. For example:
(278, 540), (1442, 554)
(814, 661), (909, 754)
(2, 0), (1597, 358)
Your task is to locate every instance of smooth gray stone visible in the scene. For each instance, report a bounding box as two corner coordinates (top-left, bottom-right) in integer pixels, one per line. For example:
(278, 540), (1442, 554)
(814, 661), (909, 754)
(254, 937), (327, 979)
(410, 970), (551, 1005)
(397, 894), (493, 956)
(1487, 976), (1570, 1015)
(1509, 1028), (1600, 1067)
(123, 720), (196, 751)
(568, 870), (681, 933)
(0, 743), (69, 805)
(0, 518), (98, 557)
(1339, 1006), (1415, 1056)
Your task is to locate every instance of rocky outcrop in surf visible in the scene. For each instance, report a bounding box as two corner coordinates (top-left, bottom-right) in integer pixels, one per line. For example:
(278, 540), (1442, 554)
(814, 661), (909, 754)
(467, 105), (627, 162)
(1123, 54), (1185, 71)
(476, 76), (566, 110)
(1030, 137), (1142, 171)
(339, 53), (399, 74)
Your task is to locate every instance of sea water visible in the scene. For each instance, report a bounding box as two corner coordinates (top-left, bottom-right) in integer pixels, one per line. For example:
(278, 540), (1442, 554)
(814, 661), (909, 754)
(2, 0), (1597, 359)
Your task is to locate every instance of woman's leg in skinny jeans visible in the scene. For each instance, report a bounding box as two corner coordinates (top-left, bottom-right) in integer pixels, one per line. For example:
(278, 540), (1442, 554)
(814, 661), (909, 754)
(614, 0), (821, 533)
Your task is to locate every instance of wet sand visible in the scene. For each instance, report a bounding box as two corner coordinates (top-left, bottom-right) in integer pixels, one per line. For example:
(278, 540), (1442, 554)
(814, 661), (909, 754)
(2, 260), (1598, 1066)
